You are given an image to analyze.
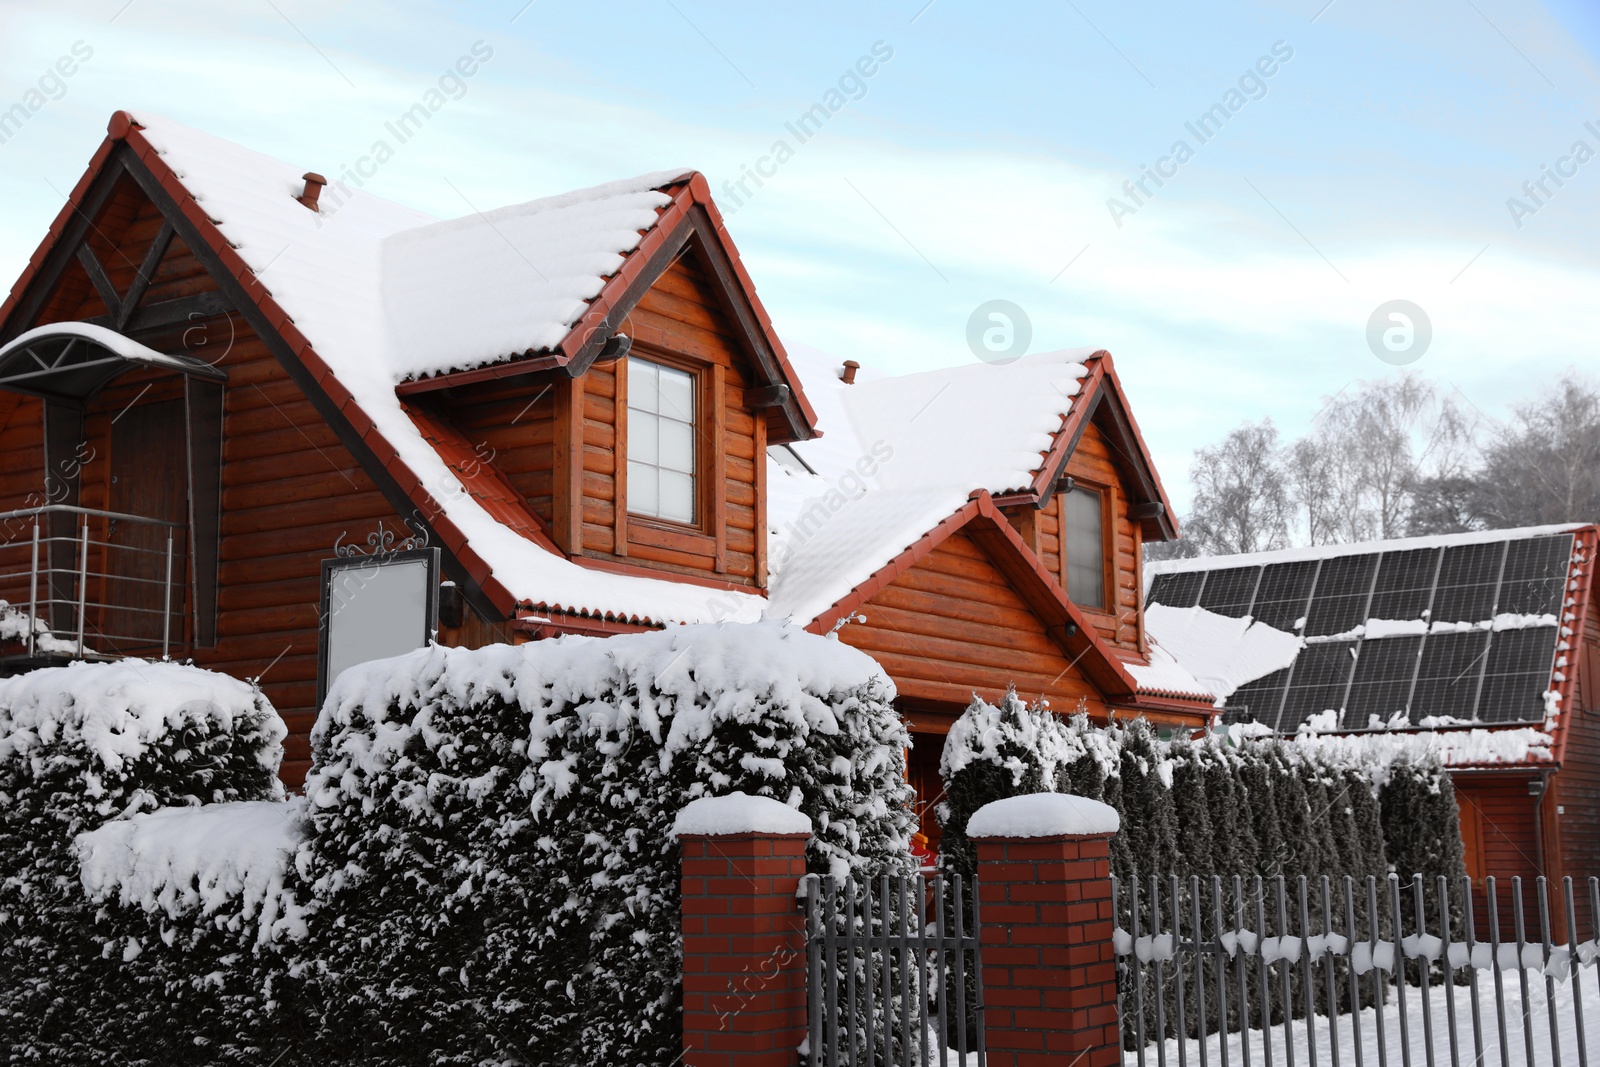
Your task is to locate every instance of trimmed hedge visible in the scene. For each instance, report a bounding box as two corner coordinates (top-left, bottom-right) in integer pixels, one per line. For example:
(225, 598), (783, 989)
(0, 660), (286, 1064)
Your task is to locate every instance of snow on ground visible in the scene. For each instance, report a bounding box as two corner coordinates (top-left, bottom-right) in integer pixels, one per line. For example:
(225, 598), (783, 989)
(1136, 965), (1600, 1067)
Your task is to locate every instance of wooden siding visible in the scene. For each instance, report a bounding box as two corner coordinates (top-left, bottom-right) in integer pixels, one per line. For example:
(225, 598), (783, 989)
(0, 185), (411, 788)
(838, 528), (1109, 717)
(1062, 419), (1143, 653)
(1453, 773), (1559, 936)
(0, 395), (44, 610)
(422, 249), (767, 589)
(1002, 417), (1146, 656)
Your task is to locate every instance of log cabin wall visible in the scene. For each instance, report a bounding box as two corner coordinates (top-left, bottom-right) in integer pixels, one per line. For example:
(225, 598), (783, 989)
(1453, 773), (1548, 939)
(1003, 416), (1146, 657)
(1550, 585), (1600, 930)
(836, 528), (1111, 721)
(420, 251), (767, 590)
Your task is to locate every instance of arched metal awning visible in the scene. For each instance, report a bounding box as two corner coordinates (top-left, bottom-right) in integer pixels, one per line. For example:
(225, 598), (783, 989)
(0, 321), (226, 648)
(0, 321), (225, 403)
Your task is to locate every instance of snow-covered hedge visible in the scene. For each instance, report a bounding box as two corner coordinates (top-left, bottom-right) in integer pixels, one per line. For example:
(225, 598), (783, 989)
(293, 621), (914, 1065)
(0, 660), (286, 1064)
(937, 690), (1462, 1041)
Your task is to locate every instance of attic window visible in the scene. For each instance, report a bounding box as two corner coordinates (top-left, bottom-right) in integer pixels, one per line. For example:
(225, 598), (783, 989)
(1064, 486), (1107, 610)
(626, 356), (696, 524)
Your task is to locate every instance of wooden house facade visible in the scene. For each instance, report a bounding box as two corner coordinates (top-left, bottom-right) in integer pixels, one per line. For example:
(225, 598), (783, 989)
(0, 112), (1212, 814)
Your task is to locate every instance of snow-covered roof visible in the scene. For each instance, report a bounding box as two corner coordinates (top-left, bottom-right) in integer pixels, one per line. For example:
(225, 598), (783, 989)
(127, 112), (768, 626)
(765, 344), (1094, 624)
(1146, 523), (1586, 579)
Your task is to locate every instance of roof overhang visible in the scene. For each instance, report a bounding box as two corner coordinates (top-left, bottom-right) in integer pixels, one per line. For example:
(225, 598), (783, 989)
(391, 174), (820, 445)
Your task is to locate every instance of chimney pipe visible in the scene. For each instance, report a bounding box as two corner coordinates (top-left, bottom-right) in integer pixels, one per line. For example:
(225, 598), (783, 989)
(840, 360), (860, 385)
(296, 172), (327, 211)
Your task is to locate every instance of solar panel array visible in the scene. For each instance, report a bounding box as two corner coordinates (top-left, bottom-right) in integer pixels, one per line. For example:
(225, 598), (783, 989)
(1146, 533), (1573, 731)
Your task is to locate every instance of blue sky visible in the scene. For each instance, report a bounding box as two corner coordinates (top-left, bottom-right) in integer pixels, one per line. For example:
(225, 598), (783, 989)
(1, 0), (1598, 511)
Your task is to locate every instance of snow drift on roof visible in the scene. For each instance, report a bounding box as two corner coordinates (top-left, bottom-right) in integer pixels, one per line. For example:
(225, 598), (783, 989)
(766, 344), (1094, 623)
(132, 113), (761, 626)
(1147, 523), (1585, 578)
(1144, 603), (1301, 700)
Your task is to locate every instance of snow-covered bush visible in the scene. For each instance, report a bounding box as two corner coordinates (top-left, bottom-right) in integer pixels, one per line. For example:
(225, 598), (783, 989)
(0, 660), (286, 1064)
(294, 621), (914, 1066)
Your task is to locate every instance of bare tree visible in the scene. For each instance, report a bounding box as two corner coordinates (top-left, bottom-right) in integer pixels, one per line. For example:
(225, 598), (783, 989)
(1290, 376), (1475, 542)
(1182, 419), (1292, 555)
(1473, 373), (1600, 527)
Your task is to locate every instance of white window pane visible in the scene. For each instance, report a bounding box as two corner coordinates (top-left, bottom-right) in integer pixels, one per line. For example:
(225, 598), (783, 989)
(658, 364), (694, 422)
(660, 470), (695, 523)
(628, 357), (658, 414)
(659, 418), (694, 474)
(630, 410), (659, 465)
(629, 461), (658, 516)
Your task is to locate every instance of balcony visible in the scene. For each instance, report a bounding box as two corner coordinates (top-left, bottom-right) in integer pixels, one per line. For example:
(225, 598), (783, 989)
(0, 504), (187, 665)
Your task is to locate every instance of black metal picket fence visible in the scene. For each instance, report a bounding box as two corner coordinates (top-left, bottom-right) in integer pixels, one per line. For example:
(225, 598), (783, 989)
(1114, 872), (1600, 1067)
(801, 870), (986, 1067)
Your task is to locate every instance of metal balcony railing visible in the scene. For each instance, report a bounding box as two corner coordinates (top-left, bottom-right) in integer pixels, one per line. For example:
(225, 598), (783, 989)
(0, 505), (185, 661)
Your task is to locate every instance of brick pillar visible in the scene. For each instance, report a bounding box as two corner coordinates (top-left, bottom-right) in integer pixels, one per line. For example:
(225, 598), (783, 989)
(675, 793), (814, 1067)
(969, 793), (1121, 1067)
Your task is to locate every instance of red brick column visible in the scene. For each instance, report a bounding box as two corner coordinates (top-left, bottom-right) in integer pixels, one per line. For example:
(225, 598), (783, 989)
(969, 793), (1121, 1067)
(675, 793), (813, 1067)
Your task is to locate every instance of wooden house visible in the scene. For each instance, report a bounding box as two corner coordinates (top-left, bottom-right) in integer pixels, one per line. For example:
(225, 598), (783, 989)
(0, 112), (1212, 822)
(1146, 526), (1600, 900)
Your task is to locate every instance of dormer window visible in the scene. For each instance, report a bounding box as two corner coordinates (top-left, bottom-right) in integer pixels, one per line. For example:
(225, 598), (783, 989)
(626, 356), (697, 524)
(1064, 485), (1107, 610)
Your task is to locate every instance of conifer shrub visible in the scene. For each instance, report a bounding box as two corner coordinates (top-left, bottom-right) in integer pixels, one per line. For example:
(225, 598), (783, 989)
(293, 621), (914, 1066)
(0, 661), (286, 1065)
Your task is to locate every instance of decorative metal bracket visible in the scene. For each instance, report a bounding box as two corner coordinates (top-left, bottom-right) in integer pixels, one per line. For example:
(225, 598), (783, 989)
(333, 519), (429, 559)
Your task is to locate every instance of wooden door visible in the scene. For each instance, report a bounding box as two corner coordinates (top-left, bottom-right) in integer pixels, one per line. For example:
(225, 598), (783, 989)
(104, 399), (186, 652)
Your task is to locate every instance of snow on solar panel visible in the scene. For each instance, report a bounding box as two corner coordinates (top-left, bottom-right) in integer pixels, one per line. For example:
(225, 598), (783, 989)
(1152, 532), (1574, 730)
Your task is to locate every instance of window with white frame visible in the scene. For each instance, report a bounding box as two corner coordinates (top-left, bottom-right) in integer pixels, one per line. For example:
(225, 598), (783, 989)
(626, 356), (696, 524)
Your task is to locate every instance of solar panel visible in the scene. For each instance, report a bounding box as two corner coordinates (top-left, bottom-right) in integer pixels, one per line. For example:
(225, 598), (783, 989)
(1303, 555), (1377, 637)
(1478, 624), (1560, 722)
(1197, 565), (1262, 618)
(1409, 630), (1489, 723)
(1496, 534), (1572, 618)
(1278, 640), (1358, 730)
(1341, 635), (1423, 729)
(1252, 561), (1319, 632)
(1225, 668), (1291, 730)
(1146, 532), (1572, 733)
(1431, 541), (1504, 624)
(1147, 571), (1204, 609)
(1369, 548), (1440, 621)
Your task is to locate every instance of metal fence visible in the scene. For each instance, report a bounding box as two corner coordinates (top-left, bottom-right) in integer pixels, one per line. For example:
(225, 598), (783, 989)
(0, 505), (184, 660)
(1114, 871), (1600, 1067)
(802, 870), (985, 1067)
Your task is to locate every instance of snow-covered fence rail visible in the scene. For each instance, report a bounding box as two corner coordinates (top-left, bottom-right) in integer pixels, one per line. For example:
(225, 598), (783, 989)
(1114, 871), (1600, 1067)
(801, 870), (986, 1067)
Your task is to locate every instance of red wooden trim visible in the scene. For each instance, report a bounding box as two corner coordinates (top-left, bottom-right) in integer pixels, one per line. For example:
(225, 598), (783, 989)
(803, 490), (1140, 700)
(613, 355), (629, 557)
(1030, 353), (1107, 504)
(513, 610), (662, 638)
(573, 553), (766, 596)
(394, 354), (564, 395)
(1549, 525), (1598, 766)
(552, 375), (585, 554)
(711, 362), (727, 574)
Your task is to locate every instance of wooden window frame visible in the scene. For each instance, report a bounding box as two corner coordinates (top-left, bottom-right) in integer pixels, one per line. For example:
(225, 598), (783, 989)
(1062, 480), (1115, 615)
(620, 345), (725, 570)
